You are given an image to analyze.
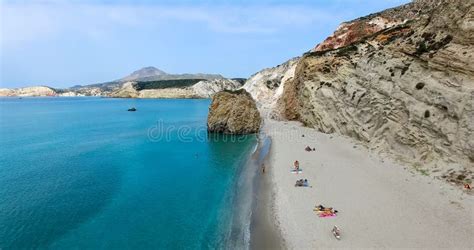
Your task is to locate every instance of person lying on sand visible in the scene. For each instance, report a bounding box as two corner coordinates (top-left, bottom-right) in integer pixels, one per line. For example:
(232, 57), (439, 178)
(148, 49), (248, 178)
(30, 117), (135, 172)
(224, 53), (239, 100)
(295, 179), (304, 187)
(313, 205), (337, 213)
(314, 205), (332, 211)
(305, 146), (312, 152)
(295, 179), (310, 187)
(314, 205), (338, 214)
(332, 225), (341, 239)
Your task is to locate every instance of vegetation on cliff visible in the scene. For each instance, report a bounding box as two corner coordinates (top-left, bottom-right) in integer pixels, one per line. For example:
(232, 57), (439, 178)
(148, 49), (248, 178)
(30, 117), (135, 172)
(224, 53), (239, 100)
(135, 79), (205, 90)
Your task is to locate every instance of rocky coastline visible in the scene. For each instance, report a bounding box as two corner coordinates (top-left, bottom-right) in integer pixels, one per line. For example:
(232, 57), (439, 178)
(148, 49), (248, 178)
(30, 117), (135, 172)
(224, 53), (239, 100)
(1, 67), (244, 99)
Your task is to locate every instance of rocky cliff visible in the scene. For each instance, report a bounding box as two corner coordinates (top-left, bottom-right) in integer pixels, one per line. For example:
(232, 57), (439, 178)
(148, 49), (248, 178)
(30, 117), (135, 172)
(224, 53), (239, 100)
(0, 86), (57, 97)
(244, 0), (473, 184)
(207, 89), (261, 134)
(108, 82), (139, 98)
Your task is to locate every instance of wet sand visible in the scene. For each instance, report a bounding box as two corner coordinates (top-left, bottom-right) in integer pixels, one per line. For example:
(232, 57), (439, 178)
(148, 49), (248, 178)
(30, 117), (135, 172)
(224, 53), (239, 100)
(249, 136), (285, 250)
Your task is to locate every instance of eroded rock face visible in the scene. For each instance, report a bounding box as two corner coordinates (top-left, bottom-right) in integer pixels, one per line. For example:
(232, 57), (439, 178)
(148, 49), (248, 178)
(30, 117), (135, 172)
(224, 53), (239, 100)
(207, 89), (261, 134)
(249, 0), (474, 183)
(312, 3), (416, 52)
(243, 58), (299, 119)
(286, 0), (473, 178)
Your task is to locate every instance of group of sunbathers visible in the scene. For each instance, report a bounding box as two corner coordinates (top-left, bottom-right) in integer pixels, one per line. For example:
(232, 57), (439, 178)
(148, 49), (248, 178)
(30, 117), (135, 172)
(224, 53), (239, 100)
(295, 179), (309, 187)
(292, 161), (308, 186)
(314, 204), (338, 217)
(291, 159), (341, 238)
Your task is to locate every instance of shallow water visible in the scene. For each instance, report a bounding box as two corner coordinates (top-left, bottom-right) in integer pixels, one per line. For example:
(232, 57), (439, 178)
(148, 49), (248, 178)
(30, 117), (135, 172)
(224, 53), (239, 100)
(0, 97), (256, 249)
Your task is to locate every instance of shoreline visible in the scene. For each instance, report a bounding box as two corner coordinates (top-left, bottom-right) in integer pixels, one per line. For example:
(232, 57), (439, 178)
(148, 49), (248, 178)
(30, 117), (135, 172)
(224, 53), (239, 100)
(223, 133), (283, 249)
(263, 120), (473, 249)
(249, 135), (285, 250)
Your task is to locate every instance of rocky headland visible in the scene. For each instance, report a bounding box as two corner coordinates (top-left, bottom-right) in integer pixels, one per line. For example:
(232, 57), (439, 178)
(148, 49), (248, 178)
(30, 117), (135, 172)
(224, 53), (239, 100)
(0, 67), (243, 99)
(0, 86), (57, 97)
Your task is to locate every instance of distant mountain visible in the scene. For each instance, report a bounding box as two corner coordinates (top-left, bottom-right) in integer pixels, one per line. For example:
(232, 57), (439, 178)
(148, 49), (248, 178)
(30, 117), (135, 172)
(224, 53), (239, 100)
(118, 66), (167, 82)
(117, 66), (224, 83)
(66, 66), (227, 92)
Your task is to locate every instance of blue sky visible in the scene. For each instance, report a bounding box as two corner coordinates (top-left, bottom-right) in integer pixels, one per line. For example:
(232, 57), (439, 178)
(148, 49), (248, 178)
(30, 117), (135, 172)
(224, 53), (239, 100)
(1, 0), (410, 88)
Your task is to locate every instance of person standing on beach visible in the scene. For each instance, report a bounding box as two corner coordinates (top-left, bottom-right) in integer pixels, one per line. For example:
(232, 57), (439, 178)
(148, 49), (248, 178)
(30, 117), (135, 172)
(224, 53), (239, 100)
(294, 160), (300, 171)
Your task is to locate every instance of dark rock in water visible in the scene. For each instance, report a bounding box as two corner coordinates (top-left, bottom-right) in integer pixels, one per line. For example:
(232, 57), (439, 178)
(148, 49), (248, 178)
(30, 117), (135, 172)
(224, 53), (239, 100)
(207, 89), (261, 134)
(127, 107), (137, 112)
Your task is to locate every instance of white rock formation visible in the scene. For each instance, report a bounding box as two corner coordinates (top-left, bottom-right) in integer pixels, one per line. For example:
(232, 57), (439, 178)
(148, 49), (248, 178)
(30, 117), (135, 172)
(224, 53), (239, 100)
(0, 86), (57, 97)
(58, 91), (78, 97)
(242, 58), (299, 119)
(191, 79), (242, 98)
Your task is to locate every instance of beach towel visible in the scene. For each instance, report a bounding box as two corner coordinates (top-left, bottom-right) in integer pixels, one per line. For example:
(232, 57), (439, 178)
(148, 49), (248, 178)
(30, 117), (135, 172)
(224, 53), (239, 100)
(318, 213), (336, 218)
(314, 205), (337, 217)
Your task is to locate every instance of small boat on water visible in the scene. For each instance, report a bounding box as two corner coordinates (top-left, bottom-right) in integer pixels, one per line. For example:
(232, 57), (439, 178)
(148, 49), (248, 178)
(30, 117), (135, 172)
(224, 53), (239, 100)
(127, 107), (137, 112)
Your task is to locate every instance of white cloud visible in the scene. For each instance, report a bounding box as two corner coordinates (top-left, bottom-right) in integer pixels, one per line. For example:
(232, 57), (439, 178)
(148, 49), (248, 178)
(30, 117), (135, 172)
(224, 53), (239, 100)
(0, 2), (339, 49)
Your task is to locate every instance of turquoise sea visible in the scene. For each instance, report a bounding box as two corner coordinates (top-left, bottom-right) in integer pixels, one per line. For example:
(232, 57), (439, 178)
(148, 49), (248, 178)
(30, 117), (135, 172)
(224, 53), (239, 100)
(0, 97), (257, 249)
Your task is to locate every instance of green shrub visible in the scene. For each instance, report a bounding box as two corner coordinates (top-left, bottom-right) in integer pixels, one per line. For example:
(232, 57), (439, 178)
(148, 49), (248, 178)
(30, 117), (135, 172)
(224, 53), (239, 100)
(135, 79), (204, 90)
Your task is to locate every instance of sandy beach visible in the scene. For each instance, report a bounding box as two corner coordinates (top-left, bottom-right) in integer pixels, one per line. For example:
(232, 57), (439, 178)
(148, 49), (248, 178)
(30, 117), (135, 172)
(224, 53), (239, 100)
(264, 120), (473, 249)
